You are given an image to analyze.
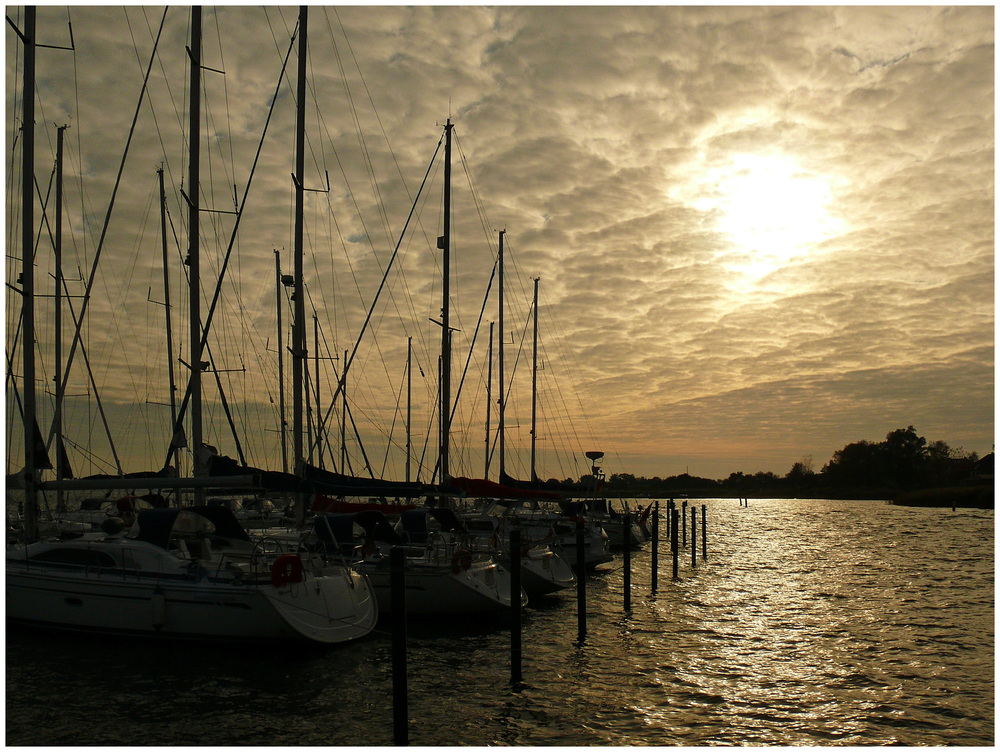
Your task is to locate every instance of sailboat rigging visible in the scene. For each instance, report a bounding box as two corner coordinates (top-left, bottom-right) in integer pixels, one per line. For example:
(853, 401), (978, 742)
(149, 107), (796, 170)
(6, 7), (378, 644)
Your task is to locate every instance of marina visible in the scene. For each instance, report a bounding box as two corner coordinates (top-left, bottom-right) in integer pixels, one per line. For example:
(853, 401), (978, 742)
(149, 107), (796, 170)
(6, 498), (994, 746)
(5, 7), (993, 746)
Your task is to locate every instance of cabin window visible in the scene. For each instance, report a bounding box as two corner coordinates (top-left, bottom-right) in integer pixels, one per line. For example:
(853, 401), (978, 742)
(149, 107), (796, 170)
(28, 548), (118, 568)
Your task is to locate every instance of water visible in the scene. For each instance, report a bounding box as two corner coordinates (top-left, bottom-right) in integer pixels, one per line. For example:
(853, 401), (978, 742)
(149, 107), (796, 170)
(6, 499), (994, 746)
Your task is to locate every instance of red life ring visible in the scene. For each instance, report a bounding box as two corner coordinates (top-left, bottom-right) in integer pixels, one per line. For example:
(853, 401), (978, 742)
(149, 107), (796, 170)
(451, 549), (473, 574)
(271, 554), (304, 587)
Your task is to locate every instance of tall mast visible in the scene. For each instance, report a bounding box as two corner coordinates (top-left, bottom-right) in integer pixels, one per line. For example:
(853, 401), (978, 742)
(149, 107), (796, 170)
(305, 318), (313, 465)
(497, 229), (506, 481)
(438, 119), (453, 484)
(54, 124), (68, 512)
(406, 336), (412, 483)
(530, 277), (539, 482)
(187, 5), (204, 489)
(292, 6), (308, 522)
(340, 350), (348, 473)
(485, 320), (494, 478)
(158, 167), (178, 446)
(313, 313), (321, 468)
(275, 250), (288, 474)
(21, 7), (38, 539)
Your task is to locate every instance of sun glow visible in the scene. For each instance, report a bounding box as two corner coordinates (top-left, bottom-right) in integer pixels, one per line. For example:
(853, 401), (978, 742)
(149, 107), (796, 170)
(692, 154), (846, 283)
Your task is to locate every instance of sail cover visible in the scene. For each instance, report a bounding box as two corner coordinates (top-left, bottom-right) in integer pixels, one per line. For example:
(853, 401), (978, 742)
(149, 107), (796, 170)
(302, 463), (431, 498)
(207, 454), (434, 498)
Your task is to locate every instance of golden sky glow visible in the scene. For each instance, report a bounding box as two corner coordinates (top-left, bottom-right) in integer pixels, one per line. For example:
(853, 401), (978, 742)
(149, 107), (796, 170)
(5, 5), (994, 481)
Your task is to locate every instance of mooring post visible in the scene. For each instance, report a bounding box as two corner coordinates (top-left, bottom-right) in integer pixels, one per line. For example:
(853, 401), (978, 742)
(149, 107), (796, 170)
(576, 518), (587, 640)
(510, 527), (522, 684)
(651, 499), (659, 593)
(671, 507), (679, 579)
(623, 512), (631, 612)
(701, 504), (707, 560)
(691, 505), (697, 567)
(682, 500), (687, 546)
(390, 546), (408, 746)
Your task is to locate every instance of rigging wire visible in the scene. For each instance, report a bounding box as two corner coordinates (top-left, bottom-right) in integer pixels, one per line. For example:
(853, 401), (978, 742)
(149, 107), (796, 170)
(47, 7), (169, 456)
(164, 18), (299, 471)
(317, 136), (443, 430)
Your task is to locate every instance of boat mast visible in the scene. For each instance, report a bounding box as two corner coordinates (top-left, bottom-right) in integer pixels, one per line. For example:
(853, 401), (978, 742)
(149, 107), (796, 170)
(485, 320), (494, 478)
(438, 118), (453, 485)
(188, 6), (204, 496)
(530, 276), (539, 483)
(21, 7), (38, 539)
(406, 336), (412, 483)
(158, 163), (182, 501)
(275, 250), (288, 474)
(497, 229), (506, 482)
(158, 167), (178, 452)
(340, 349), (348, 473)
(313, 313), (321, 468)
(305, 318), (313, 465)
(54, 124), (68, 513)
(292, 6), (308, 523)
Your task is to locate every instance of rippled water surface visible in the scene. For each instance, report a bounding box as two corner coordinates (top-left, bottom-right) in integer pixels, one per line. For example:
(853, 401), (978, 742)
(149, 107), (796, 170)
(6, 499), (994, 745)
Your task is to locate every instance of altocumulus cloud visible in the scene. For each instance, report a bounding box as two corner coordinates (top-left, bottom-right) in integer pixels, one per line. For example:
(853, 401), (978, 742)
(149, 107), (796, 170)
(6, 5), (992, 480)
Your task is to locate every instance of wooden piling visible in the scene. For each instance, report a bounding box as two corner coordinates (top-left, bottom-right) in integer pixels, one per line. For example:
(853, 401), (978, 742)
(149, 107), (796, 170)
(576, 519), (586, 640)
(682, 500), (687, 546)
(671, 507), (679, 580)
(390, 546), (408, 746)
(510, 528), (522, 684)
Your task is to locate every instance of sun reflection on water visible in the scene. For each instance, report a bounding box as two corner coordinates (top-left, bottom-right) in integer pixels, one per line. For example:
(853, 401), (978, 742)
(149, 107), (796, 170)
(617, 500), (991, 745)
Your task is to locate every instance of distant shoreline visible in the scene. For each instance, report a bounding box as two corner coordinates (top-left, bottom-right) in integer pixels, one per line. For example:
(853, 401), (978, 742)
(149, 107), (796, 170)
(614, 484), (994, 508)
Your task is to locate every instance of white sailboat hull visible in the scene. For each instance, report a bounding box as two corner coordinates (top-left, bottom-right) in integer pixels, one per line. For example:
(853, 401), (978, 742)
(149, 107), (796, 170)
(357, 556), (526, 616)
(6, 538), (377, 644)
(514, 547), (576, 596)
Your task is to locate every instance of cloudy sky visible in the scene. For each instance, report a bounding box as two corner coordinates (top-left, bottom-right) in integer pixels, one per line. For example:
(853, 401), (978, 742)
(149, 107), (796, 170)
(6, 5), (994, 484)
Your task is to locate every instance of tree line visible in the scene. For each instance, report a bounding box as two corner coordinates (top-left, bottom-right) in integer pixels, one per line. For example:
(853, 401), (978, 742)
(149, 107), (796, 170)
(591, 426), (989, 499)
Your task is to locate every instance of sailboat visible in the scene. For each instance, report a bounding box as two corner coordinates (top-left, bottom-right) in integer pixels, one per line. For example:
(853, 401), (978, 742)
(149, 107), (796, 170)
(7, 504), (377, 643)
(313, 508), (526, 616)
(452, 234), (611, 570)
(5, 8), (377, 644)
(303, 119), (526, 616)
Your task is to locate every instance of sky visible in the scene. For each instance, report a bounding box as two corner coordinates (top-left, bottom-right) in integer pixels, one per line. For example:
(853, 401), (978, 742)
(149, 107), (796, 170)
(5, 5), (995, 484)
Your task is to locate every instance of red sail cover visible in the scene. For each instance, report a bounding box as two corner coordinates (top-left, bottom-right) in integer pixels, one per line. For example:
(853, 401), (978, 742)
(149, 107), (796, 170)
(450, 476), (563, 500)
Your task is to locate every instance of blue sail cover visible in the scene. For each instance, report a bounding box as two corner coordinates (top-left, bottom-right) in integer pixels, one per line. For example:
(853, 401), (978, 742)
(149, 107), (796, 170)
(398, 507), (469, 543)
(207, 454), (435, 498)
(302, 463), (431, 498)
(130, 508), (181, 550)
(129, 505), (251, 550)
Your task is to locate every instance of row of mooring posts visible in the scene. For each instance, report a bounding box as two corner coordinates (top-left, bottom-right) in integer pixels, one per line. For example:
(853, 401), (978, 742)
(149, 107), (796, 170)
(390, 502), (710, 745)
(647, 500), (708, 591)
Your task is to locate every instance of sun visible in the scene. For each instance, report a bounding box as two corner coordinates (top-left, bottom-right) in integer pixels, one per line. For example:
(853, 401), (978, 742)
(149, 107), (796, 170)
(691, 153), (845, 282)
